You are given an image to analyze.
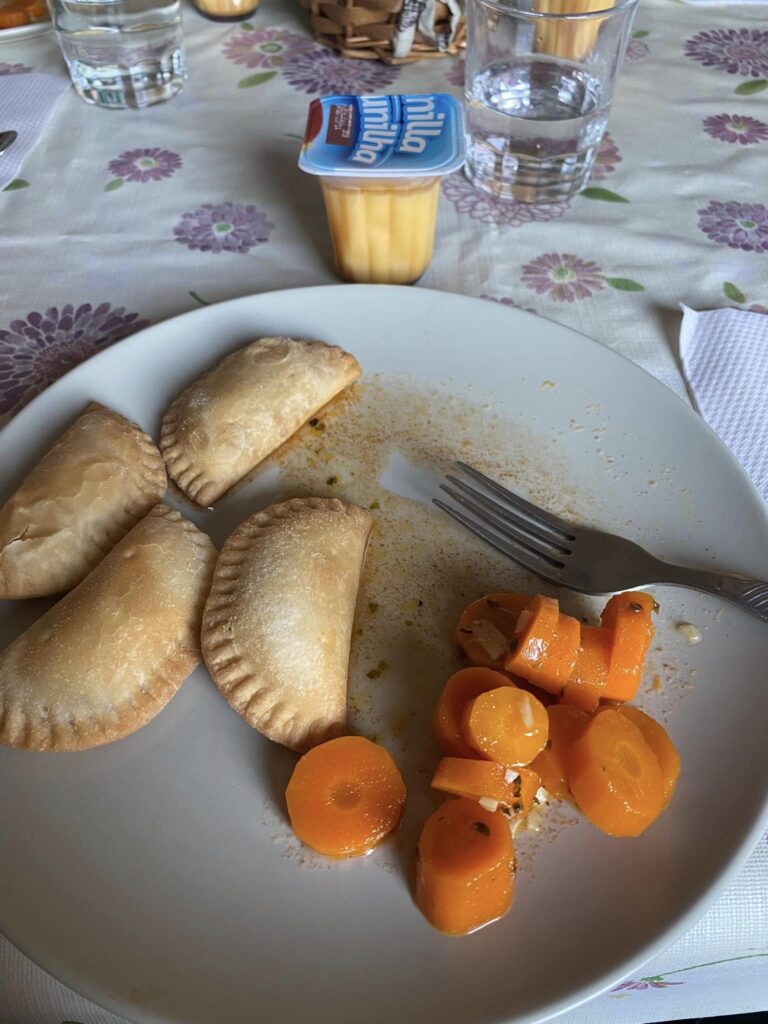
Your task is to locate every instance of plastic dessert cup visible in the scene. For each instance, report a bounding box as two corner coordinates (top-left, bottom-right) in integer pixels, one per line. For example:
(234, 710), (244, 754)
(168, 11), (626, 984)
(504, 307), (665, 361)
(299, 94), (465, 285)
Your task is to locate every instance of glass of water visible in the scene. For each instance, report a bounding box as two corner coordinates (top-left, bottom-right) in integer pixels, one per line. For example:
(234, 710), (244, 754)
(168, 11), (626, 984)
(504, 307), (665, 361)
(47, 0), (186, 109)
(464, 0), (638, 203)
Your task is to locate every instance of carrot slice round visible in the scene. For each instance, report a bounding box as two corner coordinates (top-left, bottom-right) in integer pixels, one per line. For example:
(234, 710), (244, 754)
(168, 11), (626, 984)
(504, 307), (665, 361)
(432, 758), (540, 818)
(564, 708), (665, 836)
(531, 704), (590, 801)
(619, 706), (680, 807)
(285, 736), (406, 858)
(602, 592), (657, 702)
(433, 667), (512, 758)
(505, 594), (559, 677)
(456, 593), (529, 669)
(527, 612), (581, 693)
(415, 797), (515, 935)
(560, 626), (612, 712)
(462, 685), (549, 766)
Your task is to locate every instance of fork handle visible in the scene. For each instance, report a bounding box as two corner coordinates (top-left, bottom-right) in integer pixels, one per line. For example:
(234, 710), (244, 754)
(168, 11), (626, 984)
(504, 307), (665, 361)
(651, 561), (768, 624)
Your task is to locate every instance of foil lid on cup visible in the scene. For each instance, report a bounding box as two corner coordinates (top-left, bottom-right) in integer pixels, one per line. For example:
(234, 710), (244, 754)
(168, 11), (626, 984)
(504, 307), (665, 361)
(299, 93), (465, 177)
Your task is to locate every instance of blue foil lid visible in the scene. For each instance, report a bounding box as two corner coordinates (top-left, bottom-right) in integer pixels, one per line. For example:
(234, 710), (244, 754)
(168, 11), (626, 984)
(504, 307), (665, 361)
(299, 93), (466, 177)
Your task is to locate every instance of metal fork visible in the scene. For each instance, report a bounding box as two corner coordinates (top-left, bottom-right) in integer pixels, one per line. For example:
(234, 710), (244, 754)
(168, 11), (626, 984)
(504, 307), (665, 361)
(434, 461), (768, 625)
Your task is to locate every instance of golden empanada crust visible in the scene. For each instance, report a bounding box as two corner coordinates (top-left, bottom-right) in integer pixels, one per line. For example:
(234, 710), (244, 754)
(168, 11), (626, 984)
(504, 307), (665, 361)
(0, 402), (167, 599)
(159, 338), (361, 507)
(202, 498), (372, 752)
(0, 504), (216, 752)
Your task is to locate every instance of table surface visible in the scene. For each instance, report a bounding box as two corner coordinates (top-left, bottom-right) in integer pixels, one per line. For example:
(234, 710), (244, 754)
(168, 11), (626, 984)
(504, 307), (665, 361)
(1, 0), (767, 1021)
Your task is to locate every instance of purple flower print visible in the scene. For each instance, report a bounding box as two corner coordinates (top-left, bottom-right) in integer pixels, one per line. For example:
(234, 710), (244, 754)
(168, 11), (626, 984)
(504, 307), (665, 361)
(591, 131), (622, 180)
(445, 57), (465, 88)
(521, 253), (604, 302)
(108, 148), (182, 183)
(749, 304), (768, 314)
(222, 27), (313, 69)
(0, 62), (32, 75)
(698, 201), (768, 253)
(703, 113), (768, 145)
(0, 304), (150, 417)
(441, 174), (570, 227)
(481, 295), (538, 315)
(684, 29), (768, 79)
(625, 38), (649, 62)
(173, 202), (274, 254)
(281, 46), (399, 95)
(611, 979), (683, 991)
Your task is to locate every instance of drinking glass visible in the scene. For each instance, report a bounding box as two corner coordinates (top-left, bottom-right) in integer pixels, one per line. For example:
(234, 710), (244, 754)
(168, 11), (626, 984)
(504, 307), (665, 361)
(47, 0), (186, 109)
(464, 0), (638, 203)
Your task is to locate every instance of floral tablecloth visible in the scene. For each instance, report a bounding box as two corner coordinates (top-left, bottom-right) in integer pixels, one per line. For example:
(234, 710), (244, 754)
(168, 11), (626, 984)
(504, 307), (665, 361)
(1, 0), (767, 1020)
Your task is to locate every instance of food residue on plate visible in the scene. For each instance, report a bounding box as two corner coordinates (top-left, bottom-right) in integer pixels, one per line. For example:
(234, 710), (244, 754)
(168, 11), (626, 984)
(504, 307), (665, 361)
(676, 622), (703, 645)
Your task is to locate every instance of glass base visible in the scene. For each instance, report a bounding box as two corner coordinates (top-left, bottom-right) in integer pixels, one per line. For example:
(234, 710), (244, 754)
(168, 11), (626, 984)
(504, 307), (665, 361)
(464, 147), (596, 204)
(65, 53), (186, 110)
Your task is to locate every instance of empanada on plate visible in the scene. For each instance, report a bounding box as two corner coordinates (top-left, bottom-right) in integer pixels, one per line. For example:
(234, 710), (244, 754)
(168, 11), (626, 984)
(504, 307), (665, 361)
(0, 402), (166, 599)
(0, 504), (216, 752)
(202, 498), (373, 752)
(159, 337), (361, 507)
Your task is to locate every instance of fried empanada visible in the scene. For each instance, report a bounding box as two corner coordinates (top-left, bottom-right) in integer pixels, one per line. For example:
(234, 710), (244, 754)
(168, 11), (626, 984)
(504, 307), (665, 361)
(0, 402), (166, 599)
(159, 337), (361, 507)
(202, 498), (372, 752)
(0, 504), (216, 752)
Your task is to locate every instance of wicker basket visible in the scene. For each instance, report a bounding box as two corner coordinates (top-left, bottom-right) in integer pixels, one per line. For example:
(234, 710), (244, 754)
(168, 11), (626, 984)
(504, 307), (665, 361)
(300, 0), (466, 65)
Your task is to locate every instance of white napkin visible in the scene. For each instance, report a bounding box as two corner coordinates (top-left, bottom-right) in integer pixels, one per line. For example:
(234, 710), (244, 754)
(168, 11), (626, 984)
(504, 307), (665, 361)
(0, 71), (70, 191)
(680, 305), (768, 502)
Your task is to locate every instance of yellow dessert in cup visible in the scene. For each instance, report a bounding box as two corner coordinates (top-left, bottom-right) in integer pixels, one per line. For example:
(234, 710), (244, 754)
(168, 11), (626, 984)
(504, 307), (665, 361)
(320, 177), (440, 285)
(300, 94), (465, 286)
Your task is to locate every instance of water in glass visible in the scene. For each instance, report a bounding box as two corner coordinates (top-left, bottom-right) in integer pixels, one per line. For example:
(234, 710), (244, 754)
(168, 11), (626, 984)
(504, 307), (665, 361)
(466, 56), (609, 202)
(463, 0), (637, 203)
(50, 0), (186, 109)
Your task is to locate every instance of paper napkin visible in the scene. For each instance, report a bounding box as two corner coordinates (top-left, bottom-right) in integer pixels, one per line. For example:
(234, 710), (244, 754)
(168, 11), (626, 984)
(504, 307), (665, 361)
(0, 71), (69, 192)
(680, 305), (768, 503)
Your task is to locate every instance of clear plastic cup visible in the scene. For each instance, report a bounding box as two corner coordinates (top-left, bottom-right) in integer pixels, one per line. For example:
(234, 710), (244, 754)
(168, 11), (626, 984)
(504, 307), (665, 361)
(300, 94), (465, 285)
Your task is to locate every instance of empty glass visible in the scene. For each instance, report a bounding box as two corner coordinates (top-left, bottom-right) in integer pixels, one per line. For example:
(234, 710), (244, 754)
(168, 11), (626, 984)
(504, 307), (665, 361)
(464, 0), (638, 203)
(47, 0), (186, 109)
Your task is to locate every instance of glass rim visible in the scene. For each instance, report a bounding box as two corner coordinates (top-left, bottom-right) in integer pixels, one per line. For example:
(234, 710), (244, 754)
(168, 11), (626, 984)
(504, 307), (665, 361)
(472, 0), (638, 21)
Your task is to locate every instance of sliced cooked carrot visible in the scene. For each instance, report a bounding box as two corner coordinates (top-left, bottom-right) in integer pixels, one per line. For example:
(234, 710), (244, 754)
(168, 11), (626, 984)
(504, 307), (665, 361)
(564, 708), (665, 836)
(527, 612), (581, 693)
(432, 758), (540, 818)
(602, 592), (657, 702)
(285, 736), (406, 859)
(531, 704), (589, 801)
(415, 797), (515, 935)
(560, 626), (612, 712)
(619, 706), (680, 807)
(513, 676), (559, 707)
(456, 593), (529, 669)
(433, 667), (512, 758)
(462, 685), (549, 766)
(505, 594), (559, 677)
(0, 8), (29, 25)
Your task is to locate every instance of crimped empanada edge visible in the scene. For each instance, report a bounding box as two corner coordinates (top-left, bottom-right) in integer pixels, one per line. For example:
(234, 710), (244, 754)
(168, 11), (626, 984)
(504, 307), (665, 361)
(202, 497), (372, 752)
(158, 339), (363, 509)
(0, 504), (216, 752)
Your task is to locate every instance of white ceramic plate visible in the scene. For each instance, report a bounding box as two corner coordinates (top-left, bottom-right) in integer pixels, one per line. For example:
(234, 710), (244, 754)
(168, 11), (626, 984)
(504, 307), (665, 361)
(0, 19), (51, 42)
(1, 286), (767, 1024)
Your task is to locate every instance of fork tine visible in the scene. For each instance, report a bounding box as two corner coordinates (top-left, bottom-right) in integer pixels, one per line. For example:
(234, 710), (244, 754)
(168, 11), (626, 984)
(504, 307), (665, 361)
(444, 474), (572, 555)
(433, 499), (566, 586)
(455, 461), (576, 540)
(439, 484), (566, 568)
